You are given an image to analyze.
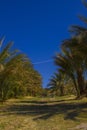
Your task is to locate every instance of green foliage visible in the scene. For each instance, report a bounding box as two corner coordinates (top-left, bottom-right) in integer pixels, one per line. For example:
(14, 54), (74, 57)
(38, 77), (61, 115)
(0, 38), (42, 101)
(48, 72), (67, 96)
(48, 71), (76, 97)
(51, 0), (87, 98)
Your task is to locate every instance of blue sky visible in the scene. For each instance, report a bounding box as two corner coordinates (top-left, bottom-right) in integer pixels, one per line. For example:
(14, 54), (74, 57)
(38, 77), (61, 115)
(0, 0), (86, 87)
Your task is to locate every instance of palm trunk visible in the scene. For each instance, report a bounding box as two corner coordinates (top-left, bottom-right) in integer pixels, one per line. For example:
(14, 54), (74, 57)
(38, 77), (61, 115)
(72, 76), (80, 97)
(77, 69), (85, 96)
(60, 85), (64, 96)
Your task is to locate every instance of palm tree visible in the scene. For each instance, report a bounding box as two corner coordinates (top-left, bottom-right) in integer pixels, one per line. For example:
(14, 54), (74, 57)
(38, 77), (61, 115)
(48, 72), (66, 96)
(55, 35), (87, 97)
(0, 38), (31, 100)
(0, 37), (43, 101)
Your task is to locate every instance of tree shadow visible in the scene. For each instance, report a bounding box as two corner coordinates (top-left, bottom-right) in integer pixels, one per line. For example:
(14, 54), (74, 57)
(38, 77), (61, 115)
(18, 98), (74, 104)
(0, 99), (87, 121)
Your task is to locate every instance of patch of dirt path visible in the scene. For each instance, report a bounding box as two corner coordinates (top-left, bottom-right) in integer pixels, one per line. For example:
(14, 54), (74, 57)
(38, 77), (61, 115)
(68, 123), (87, 130)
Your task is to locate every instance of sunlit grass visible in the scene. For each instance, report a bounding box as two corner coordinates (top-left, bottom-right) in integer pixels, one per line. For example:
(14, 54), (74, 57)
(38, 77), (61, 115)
(0, 95), (87, 130)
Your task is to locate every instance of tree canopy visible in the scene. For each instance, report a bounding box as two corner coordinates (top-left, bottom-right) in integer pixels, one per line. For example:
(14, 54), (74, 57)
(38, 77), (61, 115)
(0, 38), (43, 101)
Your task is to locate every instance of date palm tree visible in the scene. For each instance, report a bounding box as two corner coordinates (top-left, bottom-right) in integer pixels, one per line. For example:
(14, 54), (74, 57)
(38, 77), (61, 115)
(0, 38), (30, 100)
(55, 35), (87, 97)
(0, 37), (42, 101)
(48, 72), (66, 96)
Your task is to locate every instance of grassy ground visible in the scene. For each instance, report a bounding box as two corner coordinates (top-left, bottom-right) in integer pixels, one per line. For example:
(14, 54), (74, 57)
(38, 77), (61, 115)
(0, 95), (87, 130)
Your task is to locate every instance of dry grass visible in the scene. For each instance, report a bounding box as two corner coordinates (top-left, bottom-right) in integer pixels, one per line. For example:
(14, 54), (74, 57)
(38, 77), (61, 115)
(0, 95), (87, 130)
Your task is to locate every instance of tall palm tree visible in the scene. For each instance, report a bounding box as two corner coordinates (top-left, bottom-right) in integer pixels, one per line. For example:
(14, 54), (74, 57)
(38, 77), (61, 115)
(55, 35), (87, 97)
(0, 38), (31, 100)
(54, 0), (87, 98)
(0, 38), (42, 101)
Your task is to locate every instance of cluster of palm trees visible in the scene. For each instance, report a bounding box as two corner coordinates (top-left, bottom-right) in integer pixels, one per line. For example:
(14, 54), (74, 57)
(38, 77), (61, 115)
(48, 0), (87, 98)
(0, 38), (42, 101)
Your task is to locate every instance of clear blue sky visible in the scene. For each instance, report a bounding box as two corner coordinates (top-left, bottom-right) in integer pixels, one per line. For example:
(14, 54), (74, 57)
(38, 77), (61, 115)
(0, 0), (86, 87)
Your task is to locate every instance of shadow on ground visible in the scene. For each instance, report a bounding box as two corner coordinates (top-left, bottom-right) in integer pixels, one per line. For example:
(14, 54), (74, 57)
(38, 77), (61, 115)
(0, 99), (87, 121)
